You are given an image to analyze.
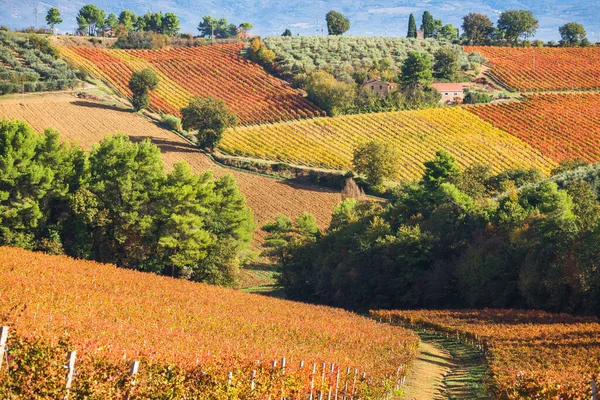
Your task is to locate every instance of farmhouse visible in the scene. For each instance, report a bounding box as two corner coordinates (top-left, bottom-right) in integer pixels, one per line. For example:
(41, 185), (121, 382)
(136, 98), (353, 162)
(430, 83), (464, 103)
(362, 79), (398, 96)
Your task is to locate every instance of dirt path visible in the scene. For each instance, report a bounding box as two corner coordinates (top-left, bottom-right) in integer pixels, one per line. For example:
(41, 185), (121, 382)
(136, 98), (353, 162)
(401, 339), (452, 400)
(400, 332), (490, 400)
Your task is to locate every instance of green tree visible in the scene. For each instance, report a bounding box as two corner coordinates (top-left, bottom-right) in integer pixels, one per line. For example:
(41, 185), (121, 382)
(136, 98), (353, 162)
(497, 10), (539, 44)
(76, 4), (105, 36)
(352, 140), (400, 186)
(301, 70), (356, 116)
(559, 22), (587, 46)
(238, 22), (253, 34)
(181, 96), (238, 150)
(420, 11), (436, 38)
(162, 13), (180, 36)
(45, 7), (63, 32)
(118, 10), (137, 31)
(282, 29), (292, 37)
(325, 10), (350, 36)
(407, 14), (417, 38)
(462, 13), (493, 45)
(439, 24), (458, 41)
(105, 13), (119, 33)
(197, 16), (238, 38)
(433, 46), (460, 80)
(421, 150), (460, 190)
(401, 51), (433, 86)
(129, 68), (159, 111)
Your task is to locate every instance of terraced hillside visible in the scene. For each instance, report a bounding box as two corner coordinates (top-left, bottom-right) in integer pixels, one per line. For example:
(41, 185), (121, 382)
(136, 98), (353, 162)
(0, 247), (419, 398)
(222, 107), (556, 182)
(465, 46), (600, 91)
(0, 95), (340, 238)
(467, 93), (600, 163)
(59, 44), (324, 125)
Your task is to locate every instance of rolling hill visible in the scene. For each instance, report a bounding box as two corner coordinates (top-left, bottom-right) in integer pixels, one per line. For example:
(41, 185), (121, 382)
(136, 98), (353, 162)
(0, 246), (419, 398)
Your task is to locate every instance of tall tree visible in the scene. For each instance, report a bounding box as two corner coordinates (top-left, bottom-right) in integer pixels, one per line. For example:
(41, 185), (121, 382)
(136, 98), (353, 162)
(197, 16), (238, 39)
(76, 4), (105, 36)
(559, 22), (587, 46)
(401, 51), (433, 86)
(325, 10), (350, 36)
(462, 13), (493, 45)
(407, 14), (417, 38)
(433, 46), (460, 80)
(352, 140), (400, 186)
(118, 10), (137, 31)
(282, 29), (292, 37)
(162, 13), (180, 36)
(420, 11), (436, 38)
(439, 24), (458, 41)
(497, 10), (539, 44)
(238, 22), (253, 34)
(105, 13), (119, 34)
(45, 7), (62, 32)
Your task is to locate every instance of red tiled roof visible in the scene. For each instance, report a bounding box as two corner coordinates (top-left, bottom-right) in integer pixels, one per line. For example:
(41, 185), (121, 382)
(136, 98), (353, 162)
(430, 83), (464, 92)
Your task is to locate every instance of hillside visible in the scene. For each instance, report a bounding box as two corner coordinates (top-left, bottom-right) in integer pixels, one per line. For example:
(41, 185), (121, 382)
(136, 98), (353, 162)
(0, 247), (419, 397)
(374, 309), (600, 399)
(465, 46), (600, 91)
(221, 107), (556, 181)
(0, 95), (341, 237)
(467, 93), (600, 163)
(59, 44), (325, 125)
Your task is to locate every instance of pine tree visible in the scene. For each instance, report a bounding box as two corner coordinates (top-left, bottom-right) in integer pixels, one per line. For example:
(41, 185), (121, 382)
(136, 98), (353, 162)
(407, 14), (417, 38)
(421, 11), (435, 38)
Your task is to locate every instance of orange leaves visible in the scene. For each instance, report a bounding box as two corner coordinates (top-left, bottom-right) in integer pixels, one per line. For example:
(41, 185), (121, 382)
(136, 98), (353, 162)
(60, 44), (324, 126)
(0, 247), (418, 396)
(465, 46), (600, 92)
(467, 93), (600, 163)
(373, 309), (600, 400)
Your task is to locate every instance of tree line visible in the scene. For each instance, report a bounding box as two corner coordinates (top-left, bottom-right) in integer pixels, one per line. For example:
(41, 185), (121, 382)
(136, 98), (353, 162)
(266, 152), (600, 316)
(0, 119), (254, 287)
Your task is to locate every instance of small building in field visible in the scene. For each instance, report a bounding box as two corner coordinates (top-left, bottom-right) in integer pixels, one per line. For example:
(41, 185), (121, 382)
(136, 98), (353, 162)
(416, 30), (425, 39)
(362, 79), (398, 96)
(430, 83), (464, 103)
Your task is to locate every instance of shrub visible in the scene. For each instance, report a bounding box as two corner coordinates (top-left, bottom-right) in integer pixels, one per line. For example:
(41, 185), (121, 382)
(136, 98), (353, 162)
(161, 114), (183, 132)
(463, 91), (493, 104)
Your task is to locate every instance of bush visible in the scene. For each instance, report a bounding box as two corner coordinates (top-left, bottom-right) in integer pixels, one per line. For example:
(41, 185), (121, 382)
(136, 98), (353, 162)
(161, 114), (182, 132)
(463, 91), (493, 104)
(115, 31), (167, 49)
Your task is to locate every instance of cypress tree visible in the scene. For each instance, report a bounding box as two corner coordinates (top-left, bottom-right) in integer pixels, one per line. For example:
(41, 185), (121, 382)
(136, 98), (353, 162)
(407, 14), (417, 38)
(421, 11), (435, 38)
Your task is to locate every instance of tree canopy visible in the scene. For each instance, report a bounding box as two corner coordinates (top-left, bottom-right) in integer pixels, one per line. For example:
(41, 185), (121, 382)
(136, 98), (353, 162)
(497, 10), (539, 43)
(462, 13), (493, 45)
(197, 16), (238, 38)
(401, 51), (433, 86)
(407, 14), (417, 38)
(45, 8), (63, 31)
(129, 68), (159, 111)
(76, 4), (105, 36)
(326, 11), (350, 36)
(352, 140), (400, 186)
(181, 96), (238, 150)
(559, 22), (587, 46)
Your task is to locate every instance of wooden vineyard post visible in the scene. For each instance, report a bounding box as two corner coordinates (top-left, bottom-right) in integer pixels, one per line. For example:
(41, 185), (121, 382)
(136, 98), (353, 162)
(125, 360), (140, 400)
(0, 326), (8, 370)
(280, 357), (286, 400)
(319, 362), (326, 400)
(350, 368), (358, 400)
(228, 371), (233, 387)
(334, 365), (340, 400)
(64, 351), (77, 399)
(250, 370), (257, 393)
(309, 362), (317, 400)
(592, 381), (598, 400)
(343, 367), (350, 400)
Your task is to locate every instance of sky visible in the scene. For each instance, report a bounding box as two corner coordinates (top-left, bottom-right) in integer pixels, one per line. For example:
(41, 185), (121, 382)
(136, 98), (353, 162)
(1, 0), (598, 41)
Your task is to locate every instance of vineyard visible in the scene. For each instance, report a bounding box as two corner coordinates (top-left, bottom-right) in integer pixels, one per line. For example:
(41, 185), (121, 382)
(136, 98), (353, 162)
(372, 309), (600, 400)
(222, 107), (556, 181)
(0, 95), (341, 239)
(465, 46), (600, 91)
(58, 44), (324, 125)
(467, 93), (600, 163)
(0, 247), (419, 398)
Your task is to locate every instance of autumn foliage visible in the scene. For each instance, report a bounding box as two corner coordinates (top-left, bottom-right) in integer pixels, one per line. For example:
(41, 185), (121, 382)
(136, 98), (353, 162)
(59, 44), (324, 125)
(0, 247), (418, 398)
(372, 309), (600, 400)
(464, 46), (600, 91)
(467, 93), (600, 163)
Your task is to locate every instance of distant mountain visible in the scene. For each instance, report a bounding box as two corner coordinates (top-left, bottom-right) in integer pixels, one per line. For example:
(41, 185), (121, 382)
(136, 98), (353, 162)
(1, 0), (598, 41)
